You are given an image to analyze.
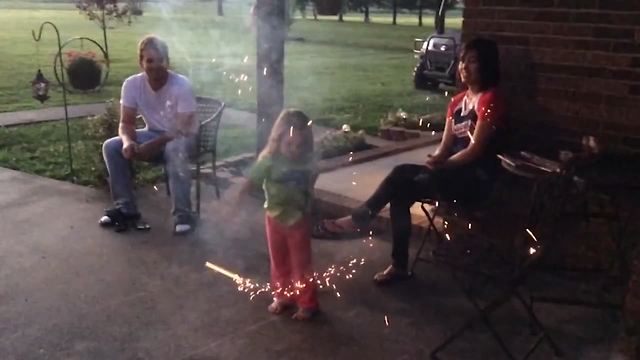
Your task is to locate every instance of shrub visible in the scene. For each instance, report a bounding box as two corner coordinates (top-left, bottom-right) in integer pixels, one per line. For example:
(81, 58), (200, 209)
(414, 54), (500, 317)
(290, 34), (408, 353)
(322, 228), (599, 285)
(316, 128), (369, 159)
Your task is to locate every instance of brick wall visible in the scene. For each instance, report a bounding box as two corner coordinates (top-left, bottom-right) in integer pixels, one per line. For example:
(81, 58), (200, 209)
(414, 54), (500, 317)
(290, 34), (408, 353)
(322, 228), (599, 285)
(462, 0), (640, 150)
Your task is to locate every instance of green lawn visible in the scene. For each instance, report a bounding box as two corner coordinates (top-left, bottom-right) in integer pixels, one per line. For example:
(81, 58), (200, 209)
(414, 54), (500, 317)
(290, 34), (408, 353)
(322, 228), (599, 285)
(0, 1), (461, 185)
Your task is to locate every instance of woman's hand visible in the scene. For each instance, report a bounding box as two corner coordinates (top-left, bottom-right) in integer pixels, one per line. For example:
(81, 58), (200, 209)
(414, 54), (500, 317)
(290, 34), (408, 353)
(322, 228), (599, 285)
(425, 153), (446, 170)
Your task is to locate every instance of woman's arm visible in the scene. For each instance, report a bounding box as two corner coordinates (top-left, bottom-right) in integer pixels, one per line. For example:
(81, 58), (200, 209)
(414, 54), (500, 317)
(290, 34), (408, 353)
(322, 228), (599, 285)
(441, 119), (495, 169)
(434, 114), (455, 158)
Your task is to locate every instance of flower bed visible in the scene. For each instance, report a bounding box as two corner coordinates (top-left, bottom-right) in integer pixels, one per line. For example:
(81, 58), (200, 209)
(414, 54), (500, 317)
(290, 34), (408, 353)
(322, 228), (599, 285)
(315, 125), (373, 160)
(378, 109), (446, 141)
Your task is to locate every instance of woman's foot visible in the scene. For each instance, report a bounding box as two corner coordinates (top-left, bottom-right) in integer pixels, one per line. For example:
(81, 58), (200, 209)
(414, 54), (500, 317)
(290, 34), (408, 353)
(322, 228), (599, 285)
(292, 307), (319, 321)
(267, 299), (292, 315)
(373, 265), (411, 285)
(312, 217), (358, 239)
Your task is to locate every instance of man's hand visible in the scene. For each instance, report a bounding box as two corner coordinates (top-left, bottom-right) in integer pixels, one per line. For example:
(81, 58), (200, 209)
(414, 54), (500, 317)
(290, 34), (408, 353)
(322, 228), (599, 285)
(425, 153), (446, 170)
(122, 141), (139, 160)
(136, 134), (173, 161)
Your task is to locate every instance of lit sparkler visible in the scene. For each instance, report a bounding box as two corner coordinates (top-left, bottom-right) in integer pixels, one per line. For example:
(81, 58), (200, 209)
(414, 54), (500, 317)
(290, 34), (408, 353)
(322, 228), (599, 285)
(384, 315), (389, 326)
(205, 261), (242, 282)
(525, 228), (538, 242)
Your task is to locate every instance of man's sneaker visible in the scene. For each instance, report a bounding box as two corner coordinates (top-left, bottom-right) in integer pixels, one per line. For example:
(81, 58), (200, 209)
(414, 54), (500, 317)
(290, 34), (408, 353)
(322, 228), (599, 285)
(174, 214), (194, 235)
(99, 208), (145, 232)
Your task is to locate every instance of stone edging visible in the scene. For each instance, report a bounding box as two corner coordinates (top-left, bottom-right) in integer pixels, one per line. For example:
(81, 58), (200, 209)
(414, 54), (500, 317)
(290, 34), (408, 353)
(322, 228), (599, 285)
(316, 134), (442, 173)
(216, 133), (443, 175)
(219, 135), (442, 235)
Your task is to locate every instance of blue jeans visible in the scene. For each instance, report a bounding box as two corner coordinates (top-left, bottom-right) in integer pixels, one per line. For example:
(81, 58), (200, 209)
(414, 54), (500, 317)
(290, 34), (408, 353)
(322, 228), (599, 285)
(102, 129), (195, 220)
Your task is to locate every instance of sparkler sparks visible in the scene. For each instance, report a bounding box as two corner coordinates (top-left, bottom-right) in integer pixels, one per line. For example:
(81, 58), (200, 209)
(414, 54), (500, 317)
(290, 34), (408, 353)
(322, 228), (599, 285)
(153, 185), (159, 191)
(289, 126), (293, 137)
(384, 315), (389, 326)
(525, 228), (538, 242)
(243, 55), (249, 63)
(445, 233), (451, 241)
(529, 247), (537, 255)
(205, 257), (367, 302)
(467, 131), (475, 143)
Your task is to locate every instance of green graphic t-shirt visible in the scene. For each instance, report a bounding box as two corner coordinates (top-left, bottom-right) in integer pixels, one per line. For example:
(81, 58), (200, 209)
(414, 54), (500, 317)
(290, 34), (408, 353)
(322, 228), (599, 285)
(249, 155), (316, 226)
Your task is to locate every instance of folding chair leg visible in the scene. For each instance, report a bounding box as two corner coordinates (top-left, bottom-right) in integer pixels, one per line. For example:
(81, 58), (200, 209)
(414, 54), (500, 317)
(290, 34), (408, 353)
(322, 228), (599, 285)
(212, 152), (220, 199)
(514, 291), (563, 358)
(196, 161), (201, 216)
(430, 293), (517, 360)
(411, 203), (445, 273)
(164, 166), (171, 196)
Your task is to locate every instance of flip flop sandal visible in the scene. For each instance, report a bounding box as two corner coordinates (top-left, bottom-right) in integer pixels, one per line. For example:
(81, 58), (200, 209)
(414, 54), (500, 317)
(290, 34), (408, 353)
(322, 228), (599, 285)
(99, 208), (149, 232)
(132, 218), (151, 231)
(373, 268), (412, 285)
(312, 220), (359, 240)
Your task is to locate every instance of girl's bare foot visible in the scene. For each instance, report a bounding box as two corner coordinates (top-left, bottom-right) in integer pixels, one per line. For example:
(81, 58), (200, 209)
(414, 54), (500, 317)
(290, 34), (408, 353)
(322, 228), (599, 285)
(292, 307), (318, 321)
(267, 299), (292, 315)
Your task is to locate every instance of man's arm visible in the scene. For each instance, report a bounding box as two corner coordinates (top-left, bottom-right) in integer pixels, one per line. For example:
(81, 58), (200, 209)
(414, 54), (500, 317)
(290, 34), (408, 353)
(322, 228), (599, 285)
(176, 111), (197, 137)
(119, 105), (139, 160)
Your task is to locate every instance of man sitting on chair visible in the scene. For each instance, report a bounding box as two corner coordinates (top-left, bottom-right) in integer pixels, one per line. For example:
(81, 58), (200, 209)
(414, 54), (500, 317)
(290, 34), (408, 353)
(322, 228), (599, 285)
(99, 35), (197, 234)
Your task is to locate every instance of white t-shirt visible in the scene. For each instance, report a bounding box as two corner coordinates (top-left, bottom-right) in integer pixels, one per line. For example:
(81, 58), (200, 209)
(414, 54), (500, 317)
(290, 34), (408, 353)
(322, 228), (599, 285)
(120, 71), (197, 134)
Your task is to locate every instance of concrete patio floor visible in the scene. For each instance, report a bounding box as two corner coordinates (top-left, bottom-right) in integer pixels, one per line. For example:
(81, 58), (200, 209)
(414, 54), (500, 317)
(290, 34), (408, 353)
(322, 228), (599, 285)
(0, 167), (625, 360)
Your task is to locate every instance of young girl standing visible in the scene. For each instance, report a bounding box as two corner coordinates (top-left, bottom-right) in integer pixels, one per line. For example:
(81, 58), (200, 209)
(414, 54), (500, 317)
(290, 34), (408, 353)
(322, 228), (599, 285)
(240, 109), (319, 320)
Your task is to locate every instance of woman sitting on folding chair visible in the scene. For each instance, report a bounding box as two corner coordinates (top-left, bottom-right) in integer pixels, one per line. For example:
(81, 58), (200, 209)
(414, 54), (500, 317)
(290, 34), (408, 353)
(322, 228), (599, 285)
(314, 37), (508, 284)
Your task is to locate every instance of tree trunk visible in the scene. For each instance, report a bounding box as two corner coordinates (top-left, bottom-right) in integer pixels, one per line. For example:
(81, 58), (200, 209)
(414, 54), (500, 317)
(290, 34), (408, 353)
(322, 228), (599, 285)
(217, 0), (223, 16)
(338, 12), (343, 21)
(256, 0), (286, 154)
(418, 0), (422, 26)
(392, 0), (397, 25)
(364, 5), (369, 23)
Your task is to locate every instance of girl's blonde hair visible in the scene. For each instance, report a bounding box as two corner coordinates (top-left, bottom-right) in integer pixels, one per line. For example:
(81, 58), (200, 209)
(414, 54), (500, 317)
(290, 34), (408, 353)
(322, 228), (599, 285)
(258, 109), (314, 161)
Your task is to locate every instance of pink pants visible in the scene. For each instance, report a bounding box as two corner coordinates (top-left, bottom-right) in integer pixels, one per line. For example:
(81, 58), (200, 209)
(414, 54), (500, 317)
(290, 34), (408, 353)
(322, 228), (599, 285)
(265, 215), (318, 310)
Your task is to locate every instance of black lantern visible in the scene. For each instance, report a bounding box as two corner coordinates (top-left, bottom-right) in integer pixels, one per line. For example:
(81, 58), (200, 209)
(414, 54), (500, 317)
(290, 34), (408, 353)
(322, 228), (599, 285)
(31, 69), (50, 103)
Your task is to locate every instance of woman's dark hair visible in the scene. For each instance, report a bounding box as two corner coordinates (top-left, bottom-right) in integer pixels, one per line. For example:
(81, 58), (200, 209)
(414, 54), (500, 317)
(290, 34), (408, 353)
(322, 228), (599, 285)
(461, 37), (500, 90)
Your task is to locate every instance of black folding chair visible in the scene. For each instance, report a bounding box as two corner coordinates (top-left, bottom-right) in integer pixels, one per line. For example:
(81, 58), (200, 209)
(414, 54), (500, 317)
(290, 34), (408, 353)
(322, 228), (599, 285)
(412, 187), (563, 359)
(159, 97), (225, 216)
(192, 96), (225, 213)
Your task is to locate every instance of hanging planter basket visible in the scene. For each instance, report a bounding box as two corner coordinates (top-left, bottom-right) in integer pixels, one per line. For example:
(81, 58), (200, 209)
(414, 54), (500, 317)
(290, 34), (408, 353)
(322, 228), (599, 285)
(314, 0), (341, 16)
(53, 36), (110, 93)
(66, 56), (103, 91)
